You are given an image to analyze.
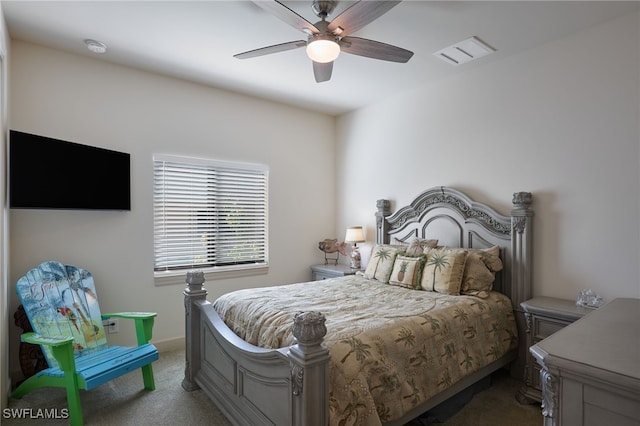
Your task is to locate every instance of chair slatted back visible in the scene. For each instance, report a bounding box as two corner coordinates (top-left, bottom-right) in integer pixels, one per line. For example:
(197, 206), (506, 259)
(16, 261), (108, 367)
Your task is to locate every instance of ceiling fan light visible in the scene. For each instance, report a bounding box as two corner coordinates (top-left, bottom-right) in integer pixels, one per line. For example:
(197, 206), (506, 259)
(306, 38), (340, 63)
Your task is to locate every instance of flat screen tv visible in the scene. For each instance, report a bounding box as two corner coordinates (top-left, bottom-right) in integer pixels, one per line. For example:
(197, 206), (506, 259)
(9, 130), (131, 210)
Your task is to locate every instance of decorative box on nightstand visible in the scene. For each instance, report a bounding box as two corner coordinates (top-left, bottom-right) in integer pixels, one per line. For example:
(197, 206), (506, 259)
(517, 296), (593, 404)
(311, 264), (360, 281)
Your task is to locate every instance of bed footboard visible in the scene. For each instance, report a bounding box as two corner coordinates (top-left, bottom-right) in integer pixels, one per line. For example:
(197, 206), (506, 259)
(182, 272), (330, 426)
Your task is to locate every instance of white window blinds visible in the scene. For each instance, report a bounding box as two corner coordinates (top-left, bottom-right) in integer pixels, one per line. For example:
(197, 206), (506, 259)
(153, 154), (268, 274)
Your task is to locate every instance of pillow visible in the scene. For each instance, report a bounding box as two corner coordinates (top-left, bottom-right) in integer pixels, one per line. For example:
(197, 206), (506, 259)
(388, 255), (426, 289)
(405, 238), (439, 255)
(460, 246), (503, 298)
(390, 238), (409, 248)
(363, 245), (403, 283)
(371, 243), (407, 255)
(420, 249), (468, 295)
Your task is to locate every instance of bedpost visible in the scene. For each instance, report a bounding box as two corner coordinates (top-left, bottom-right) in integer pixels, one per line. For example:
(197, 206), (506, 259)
(288, 311), (330, 426)
(376, 199), (391, 244)
(182, 271), (207, 392)
(510, 192), (534, 380)
(510, 192), (534, 308)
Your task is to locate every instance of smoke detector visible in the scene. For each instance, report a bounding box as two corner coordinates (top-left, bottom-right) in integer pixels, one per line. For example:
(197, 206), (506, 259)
(84, 39), (107, 54)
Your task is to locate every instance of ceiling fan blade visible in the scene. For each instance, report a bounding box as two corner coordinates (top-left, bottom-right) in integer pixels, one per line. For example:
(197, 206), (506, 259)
(327, 1), (401, 37)
(313, 61), (333, 83)
(251, 0), (319, 34)
(234, 40), (307, 59)
(340, 36), (413, 63)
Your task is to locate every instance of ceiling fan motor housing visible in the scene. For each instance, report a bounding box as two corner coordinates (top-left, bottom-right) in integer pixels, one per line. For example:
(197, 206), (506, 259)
(312, 0), (337, 19)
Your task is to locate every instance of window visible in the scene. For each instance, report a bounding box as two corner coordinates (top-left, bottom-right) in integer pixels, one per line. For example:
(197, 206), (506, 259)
(153, 154), (268, 282)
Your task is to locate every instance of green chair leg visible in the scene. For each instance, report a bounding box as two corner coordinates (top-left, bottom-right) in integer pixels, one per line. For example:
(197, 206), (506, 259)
(64, 376), (83, 426)
(11, 376), (42, 399)
(141, 364), (155, 390)
(52, 342), (84, 426)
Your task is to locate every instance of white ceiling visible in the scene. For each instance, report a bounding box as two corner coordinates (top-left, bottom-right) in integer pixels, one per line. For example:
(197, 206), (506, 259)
(3, 1), (638, 115)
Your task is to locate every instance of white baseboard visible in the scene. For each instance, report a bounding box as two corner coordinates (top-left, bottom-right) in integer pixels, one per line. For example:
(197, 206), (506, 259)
(152, 336), (185, 353)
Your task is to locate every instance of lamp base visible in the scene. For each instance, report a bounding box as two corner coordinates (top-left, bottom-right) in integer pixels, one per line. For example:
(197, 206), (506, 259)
(350, 245), (361, 269)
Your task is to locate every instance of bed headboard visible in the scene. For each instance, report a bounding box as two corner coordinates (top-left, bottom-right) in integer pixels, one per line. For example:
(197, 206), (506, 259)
(375, 186), (533, 309)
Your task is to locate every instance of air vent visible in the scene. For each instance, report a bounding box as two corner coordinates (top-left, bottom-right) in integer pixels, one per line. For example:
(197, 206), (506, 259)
(433, 36), (495, 66)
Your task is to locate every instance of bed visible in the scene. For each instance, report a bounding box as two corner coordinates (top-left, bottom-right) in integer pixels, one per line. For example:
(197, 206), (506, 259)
(182, 186), (534, 426)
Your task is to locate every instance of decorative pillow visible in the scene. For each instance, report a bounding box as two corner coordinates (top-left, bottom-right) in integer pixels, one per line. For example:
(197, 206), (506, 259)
(405, 238), (439, 255)
(363, 245), (403, 283)
(388, 255), (426, 289)
(420, 249), (468, 295)
(390, 238), (409, 248)
(373, 243), (407, 255)
(460, 246), (503, 298)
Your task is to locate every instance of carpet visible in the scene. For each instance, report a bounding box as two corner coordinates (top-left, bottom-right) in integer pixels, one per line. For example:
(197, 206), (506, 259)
(4, 349), (542, 425)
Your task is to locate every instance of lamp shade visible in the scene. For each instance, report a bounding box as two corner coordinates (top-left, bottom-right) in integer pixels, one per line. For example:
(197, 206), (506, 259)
(345, 226), (365, 243)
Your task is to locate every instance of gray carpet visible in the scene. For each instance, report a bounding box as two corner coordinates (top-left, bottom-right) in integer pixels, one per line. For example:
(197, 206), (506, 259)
(4, 349), (542, 425)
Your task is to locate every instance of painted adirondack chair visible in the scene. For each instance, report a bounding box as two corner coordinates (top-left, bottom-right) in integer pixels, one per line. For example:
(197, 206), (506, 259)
(12, 261), (159, 426)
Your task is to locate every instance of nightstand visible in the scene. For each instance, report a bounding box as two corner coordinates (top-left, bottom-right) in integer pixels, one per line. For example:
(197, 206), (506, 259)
(311, 264), (359, 281)
(517, 296), (593, 404)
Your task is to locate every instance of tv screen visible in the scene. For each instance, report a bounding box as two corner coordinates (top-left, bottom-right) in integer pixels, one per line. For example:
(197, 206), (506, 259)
(9, 130), (131, 210)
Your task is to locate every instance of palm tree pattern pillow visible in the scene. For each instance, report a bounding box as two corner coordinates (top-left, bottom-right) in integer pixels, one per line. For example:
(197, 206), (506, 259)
(420, 249), (468, 294)
(405, 238), (439, 255)
(363, 245), (403, 283)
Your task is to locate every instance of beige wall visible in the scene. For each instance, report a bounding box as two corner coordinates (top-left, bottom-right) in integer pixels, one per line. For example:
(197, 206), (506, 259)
(336, 10), (640, 303)
(7, 41), (336, 379)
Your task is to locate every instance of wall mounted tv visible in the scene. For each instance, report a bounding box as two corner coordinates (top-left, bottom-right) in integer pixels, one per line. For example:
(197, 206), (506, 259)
(9, 130), (131, 210)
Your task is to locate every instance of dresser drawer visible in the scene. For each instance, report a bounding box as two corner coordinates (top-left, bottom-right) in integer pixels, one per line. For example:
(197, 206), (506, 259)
(534, 316), (571, 341)
(312, 271), (336, 281)
(310, 264), (358, 281)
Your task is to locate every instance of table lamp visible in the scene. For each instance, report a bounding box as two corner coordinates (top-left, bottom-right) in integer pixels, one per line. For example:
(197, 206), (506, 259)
(345, 226), (365, 269)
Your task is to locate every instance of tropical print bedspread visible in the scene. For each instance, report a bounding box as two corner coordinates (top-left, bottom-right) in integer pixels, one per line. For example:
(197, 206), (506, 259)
(213, 275), (517, 426)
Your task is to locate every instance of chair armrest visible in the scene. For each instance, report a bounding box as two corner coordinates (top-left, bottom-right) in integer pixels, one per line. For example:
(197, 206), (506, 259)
(21, 332), (74, 347)
(102, 312), (157, 346)
(102, 312), (157, 320)
(20, 332), (76, 372)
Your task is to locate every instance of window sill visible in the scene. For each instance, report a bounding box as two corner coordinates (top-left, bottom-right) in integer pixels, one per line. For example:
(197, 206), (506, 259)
(154, 264), (269, 286)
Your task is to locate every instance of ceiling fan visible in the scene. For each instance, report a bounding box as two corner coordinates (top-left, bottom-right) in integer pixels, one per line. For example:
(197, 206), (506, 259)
(235, 0), (413, 83)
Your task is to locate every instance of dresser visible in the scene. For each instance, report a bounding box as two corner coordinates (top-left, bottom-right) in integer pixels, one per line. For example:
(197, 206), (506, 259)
(310, 264), (359, 281)
(518, 297), (592, 403)
(530, 298), (640, 426)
